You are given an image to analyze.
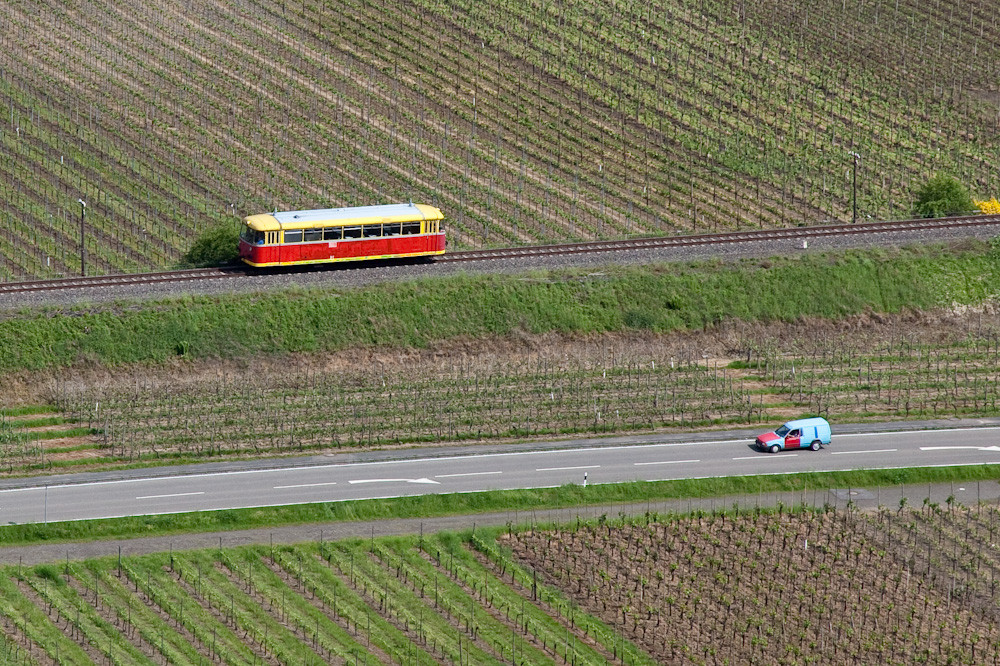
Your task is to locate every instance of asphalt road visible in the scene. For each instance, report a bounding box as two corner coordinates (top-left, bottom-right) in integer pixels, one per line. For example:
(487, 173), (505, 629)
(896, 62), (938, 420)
(4, 423), (1000, 526)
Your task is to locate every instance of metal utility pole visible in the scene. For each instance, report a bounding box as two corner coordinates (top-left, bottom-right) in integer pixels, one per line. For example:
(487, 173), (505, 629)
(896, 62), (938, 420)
(77, 198), (87, 276)
(850, 152), (861, 224)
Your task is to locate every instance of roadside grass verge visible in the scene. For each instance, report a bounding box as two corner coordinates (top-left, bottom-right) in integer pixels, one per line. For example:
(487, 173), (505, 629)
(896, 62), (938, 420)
(2, 464), (1000, 548)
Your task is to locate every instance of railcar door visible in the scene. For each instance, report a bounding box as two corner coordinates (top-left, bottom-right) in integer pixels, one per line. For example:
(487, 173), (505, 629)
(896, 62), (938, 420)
(264, 231), (275, 263)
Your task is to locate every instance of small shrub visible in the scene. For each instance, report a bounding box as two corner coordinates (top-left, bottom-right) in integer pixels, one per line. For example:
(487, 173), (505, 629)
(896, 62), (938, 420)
(911, 174), (975, 218)
(180, 221), (240, 267)
(623, 309), (657, 329)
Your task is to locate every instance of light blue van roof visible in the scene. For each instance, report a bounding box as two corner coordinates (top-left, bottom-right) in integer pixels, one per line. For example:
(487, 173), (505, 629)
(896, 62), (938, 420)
(785, 417), (830, 430)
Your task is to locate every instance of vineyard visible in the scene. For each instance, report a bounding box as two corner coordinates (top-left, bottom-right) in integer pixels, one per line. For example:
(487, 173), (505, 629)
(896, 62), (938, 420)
(1, 0), (999, 279)
(503, 503), (1000, 664)
(0, 313), (992, 474)
(0, 527), (657, 665)
(3, 503), (1000, 663)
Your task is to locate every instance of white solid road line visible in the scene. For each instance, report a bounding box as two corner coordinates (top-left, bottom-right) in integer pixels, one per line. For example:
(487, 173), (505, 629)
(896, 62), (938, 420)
(920, 445), (1000, 452)
(535, 465), (601, 472)
(273, 482), (338, 489)
(837, 426), (1000, 439)
(136, 491), (205, 500)
(732, 454), (798, 460)
(830, 449), (897, 455)
(634, 459), (700, 466)
(434, 471), (503, 478)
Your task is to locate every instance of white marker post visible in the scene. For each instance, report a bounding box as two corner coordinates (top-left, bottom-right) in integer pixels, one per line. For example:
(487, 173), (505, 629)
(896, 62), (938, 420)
(583, 472), (588, 488)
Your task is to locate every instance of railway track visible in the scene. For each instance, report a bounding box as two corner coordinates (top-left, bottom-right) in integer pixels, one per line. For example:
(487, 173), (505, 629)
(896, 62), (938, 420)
(439, 214), (1000, 261)
(3, 214), (1000, 294)
(0, 266), (251, 295)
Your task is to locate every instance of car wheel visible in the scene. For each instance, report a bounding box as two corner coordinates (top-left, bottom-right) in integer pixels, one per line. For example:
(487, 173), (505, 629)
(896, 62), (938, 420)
(810, 440), (821, 451)
(769, 444), (780, 454)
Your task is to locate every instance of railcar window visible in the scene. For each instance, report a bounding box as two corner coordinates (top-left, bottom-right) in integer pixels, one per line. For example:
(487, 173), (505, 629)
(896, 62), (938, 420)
(241, 228), (266, 244)
(384, 222), (402, 236)
(402, 222), (421, 234)
(284, 229), (303, 243)
(363, 224), (382, 238)
(343, 226), (362, 239)
(303, 228), (322, 242)
(324, 227), (342, 241)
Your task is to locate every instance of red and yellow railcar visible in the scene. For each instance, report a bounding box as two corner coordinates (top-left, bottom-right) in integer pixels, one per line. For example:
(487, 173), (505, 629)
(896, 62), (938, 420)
(239, 202), (445, 267)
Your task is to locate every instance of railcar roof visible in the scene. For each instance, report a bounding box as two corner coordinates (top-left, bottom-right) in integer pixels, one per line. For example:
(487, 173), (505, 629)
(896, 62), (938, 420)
(244, 203), (442, 231)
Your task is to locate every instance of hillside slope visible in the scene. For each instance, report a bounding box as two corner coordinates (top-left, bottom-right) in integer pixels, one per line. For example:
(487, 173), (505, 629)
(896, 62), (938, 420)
(1, 0), (998, 278)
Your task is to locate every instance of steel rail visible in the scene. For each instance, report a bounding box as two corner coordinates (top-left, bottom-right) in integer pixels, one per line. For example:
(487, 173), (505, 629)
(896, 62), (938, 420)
(3, 215), (1000, 293)
(438, 214), (1000, 262)
(0, 267), (248, 294)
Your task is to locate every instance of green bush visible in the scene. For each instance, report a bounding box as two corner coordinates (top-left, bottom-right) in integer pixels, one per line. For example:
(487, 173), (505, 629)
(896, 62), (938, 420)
(912, 174), (975, 218)
(179, 221), (240, 267)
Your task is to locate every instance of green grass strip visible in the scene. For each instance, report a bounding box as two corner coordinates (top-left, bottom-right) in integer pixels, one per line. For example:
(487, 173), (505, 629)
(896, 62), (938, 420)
(21, 427), (96, 441)
(1, 405), (58, 417)
(2, 242), (999, 373)
(3, 463), (1000, 548)
(9, 416), (67, 429)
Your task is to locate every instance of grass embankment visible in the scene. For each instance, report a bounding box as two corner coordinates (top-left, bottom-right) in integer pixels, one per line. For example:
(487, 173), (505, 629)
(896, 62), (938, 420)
(1, 464), (999, 548)
(3, 243), (998, 374)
